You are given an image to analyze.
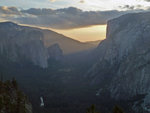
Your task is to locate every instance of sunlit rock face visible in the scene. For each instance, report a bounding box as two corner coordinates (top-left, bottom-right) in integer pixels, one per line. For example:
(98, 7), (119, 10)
(0, 22), (63, 68)
(87, 12), (150, 111)
(108, 12), (150, 111)
(0, 22), (48, 68)
(107, 12), (150, 98)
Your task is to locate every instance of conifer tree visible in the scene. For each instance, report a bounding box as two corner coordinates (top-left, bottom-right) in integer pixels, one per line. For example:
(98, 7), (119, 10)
(86, 104), (100, 113)
(12, 78), (18, 89)
(0, 96), (3, 111)
(113, 105), (124, 113)
(0, 74), (3, 82)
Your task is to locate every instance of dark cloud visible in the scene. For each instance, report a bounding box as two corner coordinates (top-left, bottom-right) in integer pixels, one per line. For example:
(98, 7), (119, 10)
(144, 0), (150, 2)
(17, 7), (127, 29)
(119, 5), (144, 10)
(21, 8), (55, 15)
(0, 6), (149, 29)
(119, 5), (135, 10)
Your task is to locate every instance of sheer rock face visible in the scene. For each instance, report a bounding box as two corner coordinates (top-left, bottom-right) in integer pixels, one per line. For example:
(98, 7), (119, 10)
(47, 43), (63, 60)
(0, 22), (63, 68)
(87, 12), (150, 111)
(0, 22), (48, 68)
(107, 12), (150, 99)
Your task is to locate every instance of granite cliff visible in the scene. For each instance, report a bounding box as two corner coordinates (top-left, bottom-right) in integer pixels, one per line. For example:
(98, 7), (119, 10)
(87, 12), (150, 112)
(0, 22), (63, 68)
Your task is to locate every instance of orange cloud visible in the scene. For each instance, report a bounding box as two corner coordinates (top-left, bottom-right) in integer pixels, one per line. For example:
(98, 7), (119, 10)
(49, 0), (56, 2)
(79, 0), (85, 3)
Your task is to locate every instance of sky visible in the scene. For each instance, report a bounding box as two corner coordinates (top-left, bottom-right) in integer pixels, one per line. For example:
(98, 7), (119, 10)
(0, 0), (150, 42)
(53, 25), (107, 41)
(1, 0), (150, 11)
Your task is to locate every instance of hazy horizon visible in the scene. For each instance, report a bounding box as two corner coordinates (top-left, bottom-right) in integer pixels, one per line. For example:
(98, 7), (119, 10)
(0, 0), (150, 41)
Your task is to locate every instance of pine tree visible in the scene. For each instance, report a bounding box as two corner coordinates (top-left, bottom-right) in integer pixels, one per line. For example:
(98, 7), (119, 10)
(0, 96), (3, 111)
(0, 72), (3, 82)
(12, 78), (18, 89)
(3, 95), (11, 113)
(0, 73), (3, 82)
(113, 105), (124, 113)
(86, 104), (100, 113)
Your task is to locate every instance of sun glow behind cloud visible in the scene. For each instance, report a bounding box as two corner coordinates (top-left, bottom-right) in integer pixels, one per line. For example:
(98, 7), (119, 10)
(16, 23), (106, 42)
(52, 25), (107, 42)
(1, 0), (150, 42)
(0, 0), (150, 11)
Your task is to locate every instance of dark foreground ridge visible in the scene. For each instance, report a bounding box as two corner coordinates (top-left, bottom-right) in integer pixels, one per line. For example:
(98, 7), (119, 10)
(0, 78), (32, 113)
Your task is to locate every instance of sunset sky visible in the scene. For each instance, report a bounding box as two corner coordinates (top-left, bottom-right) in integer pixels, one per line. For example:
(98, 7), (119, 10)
(0, 0), (150, 41)
(1, 0), (150, 11)
(52, 25), (107, 42)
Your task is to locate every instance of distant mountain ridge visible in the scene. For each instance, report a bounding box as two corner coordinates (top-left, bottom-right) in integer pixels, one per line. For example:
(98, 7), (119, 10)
(85, 40), (102, 46)
(0, 21), (97, 68)
(0, 22), (64, 68)
(42, 29), (97, 54)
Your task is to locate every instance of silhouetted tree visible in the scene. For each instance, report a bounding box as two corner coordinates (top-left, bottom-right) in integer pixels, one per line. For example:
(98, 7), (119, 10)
(16, 90), (26, 113)
(0, 73), (3, 82)
(0, 78), (27, 113)
(113, 105), (124, 113)
(0, 96), (3, 111)
(3, 95), (11, 113)
(12, 78), (18, 89)
(86, 104), (100, 113)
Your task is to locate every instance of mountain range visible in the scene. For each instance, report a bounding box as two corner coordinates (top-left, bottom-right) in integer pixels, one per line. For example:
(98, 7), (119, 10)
(0, 22), (98, 68)
(1, 11), (150, 113)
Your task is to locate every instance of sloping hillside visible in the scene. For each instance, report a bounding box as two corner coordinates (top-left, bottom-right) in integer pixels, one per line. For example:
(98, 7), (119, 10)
(42, 29), (97, 54)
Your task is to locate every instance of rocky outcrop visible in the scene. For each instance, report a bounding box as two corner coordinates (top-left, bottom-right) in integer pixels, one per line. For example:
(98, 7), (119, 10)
(47, 43), (63, 60)
(42, 30), (97, 55)
(0, 22), (48, 68)
(0, 22), (64, 68)
(87, 12), (150, 112)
